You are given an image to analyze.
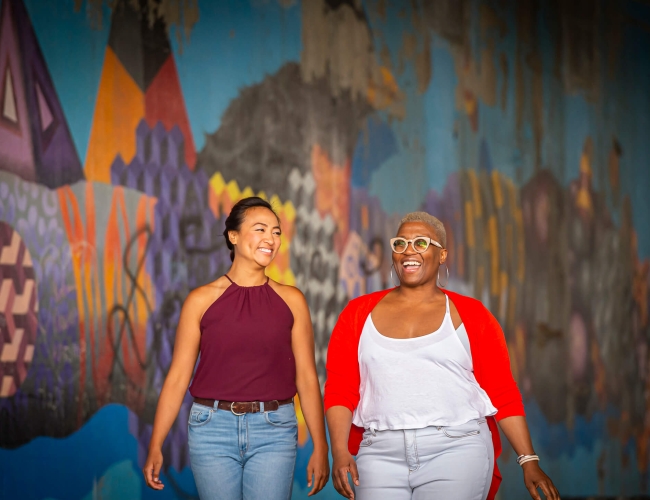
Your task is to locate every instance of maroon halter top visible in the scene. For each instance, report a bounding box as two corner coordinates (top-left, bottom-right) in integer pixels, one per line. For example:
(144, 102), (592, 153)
(189, 275), (296, 401)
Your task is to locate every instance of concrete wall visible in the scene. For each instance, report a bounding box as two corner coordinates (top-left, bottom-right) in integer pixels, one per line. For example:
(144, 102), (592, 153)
(0, 0), (649, 498)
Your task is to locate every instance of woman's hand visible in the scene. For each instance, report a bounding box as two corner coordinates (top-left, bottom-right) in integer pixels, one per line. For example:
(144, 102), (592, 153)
(142, 448), (164, 490)
(306, 447), (330, 496)
(523, 461), (560, 500)
(331, 450), (359, 499)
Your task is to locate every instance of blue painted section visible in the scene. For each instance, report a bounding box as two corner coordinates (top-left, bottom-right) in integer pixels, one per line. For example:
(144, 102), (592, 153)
(351, 116), (398, 188)
(0, 405), (198, 500)
(2, 1), (650, 499)
(499, 401), (649, 498)
(21, 0), (110, 162)
(18, 0), (301, 160)
(170, 0), (302, 151)
(424, 43), (461, 194)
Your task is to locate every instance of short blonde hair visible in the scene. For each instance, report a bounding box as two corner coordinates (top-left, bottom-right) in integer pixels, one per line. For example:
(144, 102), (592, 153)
(399, 212), (447, 248)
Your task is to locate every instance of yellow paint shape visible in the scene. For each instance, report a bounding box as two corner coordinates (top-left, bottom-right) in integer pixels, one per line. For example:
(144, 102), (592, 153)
(85, 48), (145, 183)
(207, 173), (297, 274)
(488, 215), (499, 295)
(464, 201), (475, 248)
(210, 173), (226, 196)
(514, 209), (525, 282)
(283, 201), (295, 222)
(491, 170), (503, 208)
(240, 186), (254, 199)
(468, 170), (482, 217)
(226, 179), (240, 202)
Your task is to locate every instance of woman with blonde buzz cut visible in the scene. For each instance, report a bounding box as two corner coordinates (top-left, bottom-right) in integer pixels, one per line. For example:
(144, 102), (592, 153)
(324, 212), (559, 500)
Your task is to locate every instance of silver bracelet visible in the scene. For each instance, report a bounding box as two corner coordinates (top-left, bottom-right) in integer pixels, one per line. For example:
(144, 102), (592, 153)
(516, 454), (540, 466)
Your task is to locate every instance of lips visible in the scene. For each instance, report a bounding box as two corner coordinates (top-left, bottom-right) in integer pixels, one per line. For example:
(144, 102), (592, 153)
(258, 247), (273, 255)
(401, 259), (422, 273)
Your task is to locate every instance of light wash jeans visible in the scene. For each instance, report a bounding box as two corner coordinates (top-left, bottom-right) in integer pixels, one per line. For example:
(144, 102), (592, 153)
(355, 418), (494, 500)
(187, 401), (297, 500)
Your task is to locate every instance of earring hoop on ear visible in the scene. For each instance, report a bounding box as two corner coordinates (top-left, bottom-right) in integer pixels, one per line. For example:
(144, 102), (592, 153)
(390, 264), (400, 287)
(437, 262), (449, 288)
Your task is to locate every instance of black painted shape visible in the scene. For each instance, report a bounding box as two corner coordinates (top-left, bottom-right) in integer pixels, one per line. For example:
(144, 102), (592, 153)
(196, 63), (370, 203)
(324, 0), (366, 21)
(107, 0), (171, 91)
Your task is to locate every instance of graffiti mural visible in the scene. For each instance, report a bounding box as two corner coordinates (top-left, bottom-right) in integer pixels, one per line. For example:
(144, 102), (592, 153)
(0, 0), (649, 499)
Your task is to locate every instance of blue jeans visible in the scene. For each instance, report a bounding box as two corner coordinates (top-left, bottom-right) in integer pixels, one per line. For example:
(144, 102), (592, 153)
(355, 418), (494, 500)
(188, 401), (298, 500)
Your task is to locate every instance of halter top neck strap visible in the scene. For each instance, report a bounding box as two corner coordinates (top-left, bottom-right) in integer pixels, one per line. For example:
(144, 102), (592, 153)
(224, 274), (270, 286)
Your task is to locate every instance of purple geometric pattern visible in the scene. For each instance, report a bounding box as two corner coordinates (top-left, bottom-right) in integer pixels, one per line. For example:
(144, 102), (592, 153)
(0, 0), (83, 189)
(111, 119), (229, 471)
(0, 170), (80, 445)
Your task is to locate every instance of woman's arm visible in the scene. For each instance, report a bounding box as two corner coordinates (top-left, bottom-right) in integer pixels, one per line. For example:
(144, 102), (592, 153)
(499, 416), (560, 500)
(471, 303), (560, 499)
(288, 288), (330, 496)
(323, 302), (364, 499)
(143, 290), (203, 490)
(326, 406), (359, 499)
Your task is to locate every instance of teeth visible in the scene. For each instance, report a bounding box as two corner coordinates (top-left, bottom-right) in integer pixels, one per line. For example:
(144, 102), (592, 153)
(259, 248), (272, 254)
(403, 261), (421, 267)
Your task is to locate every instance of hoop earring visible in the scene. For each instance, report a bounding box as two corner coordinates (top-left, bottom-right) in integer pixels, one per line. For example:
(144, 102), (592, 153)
(390, 264), (400, 287)
(437, 262), (449, 288)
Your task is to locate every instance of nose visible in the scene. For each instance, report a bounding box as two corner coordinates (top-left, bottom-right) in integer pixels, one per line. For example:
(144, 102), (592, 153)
(403, 241), (418, 254)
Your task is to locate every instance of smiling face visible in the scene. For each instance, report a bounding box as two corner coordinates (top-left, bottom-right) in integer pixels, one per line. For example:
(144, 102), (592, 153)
(228, 207), (281, 267)
(392, 221), (447, 288)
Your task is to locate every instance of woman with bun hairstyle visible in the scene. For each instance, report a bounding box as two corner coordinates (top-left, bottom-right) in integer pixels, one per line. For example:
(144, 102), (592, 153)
(143, 196), (330, 499)
(324, 212), (559, 500)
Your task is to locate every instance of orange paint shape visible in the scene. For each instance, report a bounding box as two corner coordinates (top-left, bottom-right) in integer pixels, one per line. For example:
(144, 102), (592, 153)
(57, 186), (88, 426)
(311, 144), (351, 255)
(85, 48), (145, 183)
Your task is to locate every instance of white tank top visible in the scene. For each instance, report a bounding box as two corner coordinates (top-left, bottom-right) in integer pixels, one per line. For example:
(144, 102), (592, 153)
(352, 296), (497, 431)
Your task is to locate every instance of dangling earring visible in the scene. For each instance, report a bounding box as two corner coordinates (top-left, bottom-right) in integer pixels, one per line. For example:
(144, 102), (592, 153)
(437, 262), (449, 288)
(390, 264), (400, 287)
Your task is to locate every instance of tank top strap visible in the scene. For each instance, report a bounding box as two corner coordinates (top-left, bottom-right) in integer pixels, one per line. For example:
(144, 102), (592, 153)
(445, 294), (450, 314)
(224, 274), (234, 284)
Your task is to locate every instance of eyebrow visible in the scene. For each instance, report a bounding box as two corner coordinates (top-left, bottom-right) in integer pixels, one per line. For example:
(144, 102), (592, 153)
(253, 222), (281, 230)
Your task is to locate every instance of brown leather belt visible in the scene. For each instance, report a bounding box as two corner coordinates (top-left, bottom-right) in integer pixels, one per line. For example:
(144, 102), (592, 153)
(193, 397), (293, 415)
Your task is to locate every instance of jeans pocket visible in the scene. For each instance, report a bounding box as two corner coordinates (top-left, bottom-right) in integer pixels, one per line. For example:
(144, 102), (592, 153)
(264, 405), (297, 427)
(441, 420), (481, 439)
(359, 430), (374, 447)
(188, 403), (213, 427)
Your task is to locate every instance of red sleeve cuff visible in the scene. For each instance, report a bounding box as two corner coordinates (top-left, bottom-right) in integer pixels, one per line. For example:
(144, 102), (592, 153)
(494, 399), (526, 421)
(323, 394), (356, 413)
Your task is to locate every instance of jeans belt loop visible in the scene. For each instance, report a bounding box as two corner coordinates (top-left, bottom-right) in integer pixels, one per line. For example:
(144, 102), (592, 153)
(213, 399), (219, 411)
(260, 401), (265, 412)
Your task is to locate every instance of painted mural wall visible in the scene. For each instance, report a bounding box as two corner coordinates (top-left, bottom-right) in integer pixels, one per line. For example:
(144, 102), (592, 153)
(0, 0), (649, 498)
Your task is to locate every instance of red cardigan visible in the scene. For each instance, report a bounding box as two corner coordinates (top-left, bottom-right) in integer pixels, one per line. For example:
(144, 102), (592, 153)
(324, 288), (525, 500)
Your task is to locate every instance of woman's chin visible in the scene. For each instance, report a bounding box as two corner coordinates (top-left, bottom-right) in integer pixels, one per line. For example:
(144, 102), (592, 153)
(399, 273), (433, 287)
(254, 255), (275, 267)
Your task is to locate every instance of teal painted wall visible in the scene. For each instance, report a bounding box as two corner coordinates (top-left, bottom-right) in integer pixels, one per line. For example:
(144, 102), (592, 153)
(1, 0), (649, 498)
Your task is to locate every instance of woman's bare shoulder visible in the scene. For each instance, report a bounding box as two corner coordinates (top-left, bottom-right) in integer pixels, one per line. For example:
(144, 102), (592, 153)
(185, 276), (232, 315)
(267, 279), (308, 311)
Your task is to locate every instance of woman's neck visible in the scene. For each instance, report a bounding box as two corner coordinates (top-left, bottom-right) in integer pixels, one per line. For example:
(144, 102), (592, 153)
(226, 260), (267, 286)
(394, 281), (444, 303)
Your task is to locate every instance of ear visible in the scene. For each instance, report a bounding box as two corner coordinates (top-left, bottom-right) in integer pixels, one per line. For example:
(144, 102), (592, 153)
(439, 248), (448, 264)
(228, 230), (238, 246)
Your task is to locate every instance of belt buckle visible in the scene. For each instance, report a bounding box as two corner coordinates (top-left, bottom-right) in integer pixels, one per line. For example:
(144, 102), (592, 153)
(230, 402), (246, 416)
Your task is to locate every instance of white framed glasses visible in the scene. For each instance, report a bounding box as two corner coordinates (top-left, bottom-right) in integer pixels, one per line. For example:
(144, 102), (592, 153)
(390, 236), (443, 254)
